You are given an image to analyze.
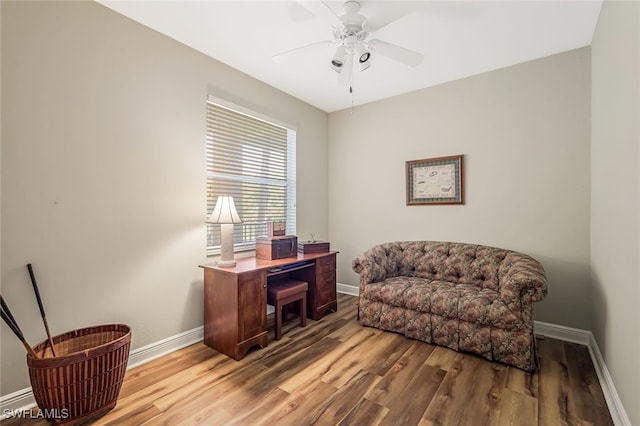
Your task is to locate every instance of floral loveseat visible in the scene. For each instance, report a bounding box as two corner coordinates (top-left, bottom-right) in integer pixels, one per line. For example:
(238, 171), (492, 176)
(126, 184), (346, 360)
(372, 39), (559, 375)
(352, 241), (547, 371)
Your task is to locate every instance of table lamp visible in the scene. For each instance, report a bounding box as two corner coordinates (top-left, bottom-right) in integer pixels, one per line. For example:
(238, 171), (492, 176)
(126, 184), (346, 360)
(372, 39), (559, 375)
(207, 195), (242, 267)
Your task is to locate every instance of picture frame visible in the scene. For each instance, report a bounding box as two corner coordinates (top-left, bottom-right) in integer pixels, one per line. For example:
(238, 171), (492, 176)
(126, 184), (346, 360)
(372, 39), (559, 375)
(406, 155), (464, 205)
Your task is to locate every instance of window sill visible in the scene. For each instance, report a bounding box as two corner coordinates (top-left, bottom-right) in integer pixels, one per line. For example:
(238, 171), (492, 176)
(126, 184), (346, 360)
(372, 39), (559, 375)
(206, 245), (256, 258)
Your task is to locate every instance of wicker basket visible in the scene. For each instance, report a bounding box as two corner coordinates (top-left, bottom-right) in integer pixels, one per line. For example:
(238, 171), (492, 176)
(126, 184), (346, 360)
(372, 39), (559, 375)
(27, 324), (131, 425)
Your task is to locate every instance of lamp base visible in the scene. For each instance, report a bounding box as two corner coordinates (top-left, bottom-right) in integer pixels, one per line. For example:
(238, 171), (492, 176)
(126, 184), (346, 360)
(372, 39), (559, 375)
(218, 223), (236, 267)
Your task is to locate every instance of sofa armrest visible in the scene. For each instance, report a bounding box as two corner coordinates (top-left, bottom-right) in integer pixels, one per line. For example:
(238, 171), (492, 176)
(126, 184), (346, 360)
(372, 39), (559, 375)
(352, 243), (401, 293)
(499, 252), (547, 311)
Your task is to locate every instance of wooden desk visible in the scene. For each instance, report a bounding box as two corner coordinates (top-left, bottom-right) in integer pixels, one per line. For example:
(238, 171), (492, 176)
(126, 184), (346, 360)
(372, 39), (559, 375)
(199, 252), (338, 360)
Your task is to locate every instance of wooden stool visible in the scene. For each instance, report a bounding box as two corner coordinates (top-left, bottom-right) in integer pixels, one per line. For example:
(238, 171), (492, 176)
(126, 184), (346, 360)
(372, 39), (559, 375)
(267, 279), (308, 340)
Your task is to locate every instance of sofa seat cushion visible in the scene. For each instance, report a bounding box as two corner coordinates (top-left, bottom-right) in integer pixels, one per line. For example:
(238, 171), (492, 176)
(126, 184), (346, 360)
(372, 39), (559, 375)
(403, 280), (436, 312)
(409, 282), (508, 326)
(363, 278), (521, 330)
(361, 276), (423, 307)
(449, 284), (494, 323)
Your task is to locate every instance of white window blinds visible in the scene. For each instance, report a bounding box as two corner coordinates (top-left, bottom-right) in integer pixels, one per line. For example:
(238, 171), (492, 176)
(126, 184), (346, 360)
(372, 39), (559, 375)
(206, 97), (296, 254)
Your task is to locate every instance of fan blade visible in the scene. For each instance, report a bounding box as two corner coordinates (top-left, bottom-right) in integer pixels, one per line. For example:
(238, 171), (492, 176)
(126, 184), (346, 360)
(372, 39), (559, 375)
(426, 2), (483, 21)
(295, 0), (340, 25)
(273, 40), (334, 63)
(368, 39), (423, 67)
(336, 53), (353, 87)
(366, 16), (404, 34)
(364, 7), (415, 34)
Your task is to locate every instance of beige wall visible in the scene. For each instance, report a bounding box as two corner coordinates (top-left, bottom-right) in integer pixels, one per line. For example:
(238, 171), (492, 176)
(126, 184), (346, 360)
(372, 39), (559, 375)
(3, 1), (637, 420)
(0, 1), (328, 395)
(329, 48), (592, 330)
(591, 1), (640, 424)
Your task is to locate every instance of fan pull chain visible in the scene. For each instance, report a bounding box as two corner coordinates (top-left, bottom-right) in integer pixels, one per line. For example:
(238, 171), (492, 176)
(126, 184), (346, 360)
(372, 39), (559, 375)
(349, 63), (354, 114)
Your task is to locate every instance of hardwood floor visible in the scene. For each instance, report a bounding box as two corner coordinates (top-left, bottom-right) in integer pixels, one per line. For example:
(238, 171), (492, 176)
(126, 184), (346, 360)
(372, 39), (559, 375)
(2, 294), (613, 425)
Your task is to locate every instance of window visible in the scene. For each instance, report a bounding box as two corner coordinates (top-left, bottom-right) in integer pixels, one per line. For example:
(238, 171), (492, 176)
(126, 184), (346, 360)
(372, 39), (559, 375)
(206, 97), (296, 255)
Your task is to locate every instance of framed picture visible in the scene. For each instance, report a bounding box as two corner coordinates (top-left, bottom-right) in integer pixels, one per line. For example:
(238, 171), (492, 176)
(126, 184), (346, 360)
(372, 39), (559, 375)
(406, 155), (464, 205)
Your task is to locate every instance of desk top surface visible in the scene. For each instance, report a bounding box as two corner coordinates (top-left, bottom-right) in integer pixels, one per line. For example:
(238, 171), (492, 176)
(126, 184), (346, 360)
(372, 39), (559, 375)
(200, 251), (337, 275)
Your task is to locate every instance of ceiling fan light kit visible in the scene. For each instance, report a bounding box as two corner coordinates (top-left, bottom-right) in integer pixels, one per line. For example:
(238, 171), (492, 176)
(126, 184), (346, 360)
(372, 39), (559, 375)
(331, 45), (346, 72)
(329, 1), (372, 75)
(274, 1), (424, 90)
(355, 43), (371, 71)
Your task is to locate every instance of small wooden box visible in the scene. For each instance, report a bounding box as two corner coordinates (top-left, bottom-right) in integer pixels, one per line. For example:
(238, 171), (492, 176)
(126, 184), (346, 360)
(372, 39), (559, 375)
(256, 236), (298, 260)
(297, 241), (330, 254)
(267, 221), (286, 237)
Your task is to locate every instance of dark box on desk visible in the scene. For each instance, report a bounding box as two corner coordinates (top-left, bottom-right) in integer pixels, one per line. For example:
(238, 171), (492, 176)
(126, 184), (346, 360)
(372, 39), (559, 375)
(297, 241), (330, 254)
(256, 235), (298, 260)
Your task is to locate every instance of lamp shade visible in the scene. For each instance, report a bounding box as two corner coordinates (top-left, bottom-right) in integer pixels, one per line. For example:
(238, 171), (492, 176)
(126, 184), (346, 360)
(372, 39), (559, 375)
(207, 196), (242, 224)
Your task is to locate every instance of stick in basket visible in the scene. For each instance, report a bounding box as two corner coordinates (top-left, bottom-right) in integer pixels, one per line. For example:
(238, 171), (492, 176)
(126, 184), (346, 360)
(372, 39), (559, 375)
(1, 295), (39, 358)
(27, 264), (57, 357)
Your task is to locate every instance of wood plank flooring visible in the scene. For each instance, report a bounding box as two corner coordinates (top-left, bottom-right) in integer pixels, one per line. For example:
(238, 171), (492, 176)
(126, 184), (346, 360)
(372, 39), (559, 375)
(2, 294), (613, 425)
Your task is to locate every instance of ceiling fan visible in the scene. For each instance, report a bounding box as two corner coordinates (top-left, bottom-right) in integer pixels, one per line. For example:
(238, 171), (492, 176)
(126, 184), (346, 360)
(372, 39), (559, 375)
(273, 1), (424, 86)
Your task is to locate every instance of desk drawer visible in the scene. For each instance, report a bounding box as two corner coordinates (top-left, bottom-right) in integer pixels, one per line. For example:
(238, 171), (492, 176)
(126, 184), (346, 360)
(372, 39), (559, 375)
(316, 255), (336, 274)
(316, 276), (336, 306)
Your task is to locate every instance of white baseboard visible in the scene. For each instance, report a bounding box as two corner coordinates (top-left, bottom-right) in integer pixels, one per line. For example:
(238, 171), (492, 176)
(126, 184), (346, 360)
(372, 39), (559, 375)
(534, 321), (631, 426)
(534, 320), (591, 345)
(127, 326), (203, 370)
(0, 388), (37, 418)
(587, 333), (631, 426)
(337, 283), (358, 296)
(2, 289), (630, 426)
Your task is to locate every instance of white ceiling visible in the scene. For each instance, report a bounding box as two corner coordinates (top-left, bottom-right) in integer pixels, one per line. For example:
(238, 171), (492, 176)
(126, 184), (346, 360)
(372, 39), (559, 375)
(98, 0), (603, 113)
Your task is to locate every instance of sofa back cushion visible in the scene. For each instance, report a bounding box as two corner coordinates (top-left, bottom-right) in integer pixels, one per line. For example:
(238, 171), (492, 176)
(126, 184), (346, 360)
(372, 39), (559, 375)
(389, 241), (510, 291)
